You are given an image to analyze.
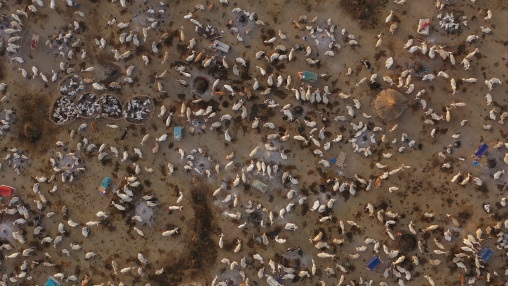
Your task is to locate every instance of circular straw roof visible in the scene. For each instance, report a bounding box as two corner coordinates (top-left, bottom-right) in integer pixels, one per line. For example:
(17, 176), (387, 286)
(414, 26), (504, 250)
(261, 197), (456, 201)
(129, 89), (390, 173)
(374, 89), (408, 120)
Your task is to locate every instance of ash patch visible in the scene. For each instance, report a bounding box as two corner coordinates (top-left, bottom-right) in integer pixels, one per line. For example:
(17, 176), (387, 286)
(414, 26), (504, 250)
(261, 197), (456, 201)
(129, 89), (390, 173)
(135, 201), (154, 225)
(0, 221), (16, 243)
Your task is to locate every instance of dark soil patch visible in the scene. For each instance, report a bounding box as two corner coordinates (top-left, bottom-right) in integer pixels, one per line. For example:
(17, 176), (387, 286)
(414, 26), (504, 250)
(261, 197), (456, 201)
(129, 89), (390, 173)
(17, 93), (60, 155)
(157, 185), (217, 283)
(398, 234), (417, 252)
(193, 77), (209, 94)
(188, 188), (217, 268)
(340, 0), (380, 29)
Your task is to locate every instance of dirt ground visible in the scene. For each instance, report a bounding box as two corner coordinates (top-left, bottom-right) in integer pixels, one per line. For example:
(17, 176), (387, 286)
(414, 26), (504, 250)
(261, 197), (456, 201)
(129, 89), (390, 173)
(0, 0), (507, 285)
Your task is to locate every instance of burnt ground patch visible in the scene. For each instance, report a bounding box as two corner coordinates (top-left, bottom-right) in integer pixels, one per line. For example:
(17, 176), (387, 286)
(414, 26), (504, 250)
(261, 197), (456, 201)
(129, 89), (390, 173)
(340, 0), (384, 29)
(188, 187), (217, 268)
(17, 93), (60, 156)
(155, 185), (217, 284)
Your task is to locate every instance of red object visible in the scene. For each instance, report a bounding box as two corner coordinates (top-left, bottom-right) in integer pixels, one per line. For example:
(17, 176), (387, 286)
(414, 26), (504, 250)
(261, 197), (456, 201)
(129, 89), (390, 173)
(31, 40), (37, 49)
(421, 22), (430, 30)
(0, 185), (15, 196)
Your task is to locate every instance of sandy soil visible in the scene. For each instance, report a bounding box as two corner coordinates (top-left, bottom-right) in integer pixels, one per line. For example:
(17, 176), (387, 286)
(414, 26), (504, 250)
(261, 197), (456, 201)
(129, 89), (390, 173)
(0, 0), (507, 285)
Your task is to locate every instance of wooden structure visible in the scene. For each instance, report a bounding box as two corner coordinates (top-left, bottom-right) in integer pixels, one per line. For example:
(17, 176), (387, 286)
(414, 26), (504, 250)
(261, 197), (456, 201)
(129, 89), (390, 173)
(336, 151), (347, 168)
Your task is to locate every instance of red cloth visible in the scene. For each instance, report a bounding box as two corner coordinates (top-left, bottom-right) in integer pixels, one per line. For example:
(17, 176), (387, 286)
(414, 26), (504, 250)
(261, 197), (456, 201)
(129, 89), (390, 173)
(0, 186), (14, 196)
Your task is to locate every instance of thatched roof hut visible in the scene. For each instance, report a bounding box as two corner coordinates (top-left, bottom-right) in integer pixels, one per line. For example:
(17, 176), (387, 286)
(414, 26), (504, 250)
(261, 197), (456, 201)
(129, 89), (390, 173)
(373, 89), (407, 120)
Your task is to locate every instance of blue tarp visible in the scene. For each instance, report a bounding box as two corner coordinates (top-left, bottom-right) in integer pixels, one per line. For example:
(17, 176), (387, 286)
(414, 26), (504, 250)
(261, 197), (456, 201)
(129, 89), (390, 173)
(45, 276), (61, 286)
(474, 143), (489, 158)
(479, 247), (494, 262)
(98, 177), (111, 195)
(100, 177), (111, 188)
(174, 126), (182, 141)
(367, 256), (381, 271)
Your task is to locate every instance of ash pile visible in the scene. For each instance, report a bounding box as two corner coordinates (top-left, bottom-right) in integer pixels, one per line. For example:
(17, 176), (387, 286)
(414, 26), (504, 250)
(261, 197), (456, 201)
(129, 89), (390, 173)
(4, 148), (29, 175)
(50, 152), (85, 183)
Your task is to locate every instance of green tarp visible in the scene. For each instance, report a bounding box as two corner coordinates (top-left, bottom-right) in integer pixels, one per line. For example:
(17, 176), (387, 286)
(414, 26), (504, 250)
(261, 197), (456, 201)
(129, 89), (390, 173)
(298, 71), (317, 82)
